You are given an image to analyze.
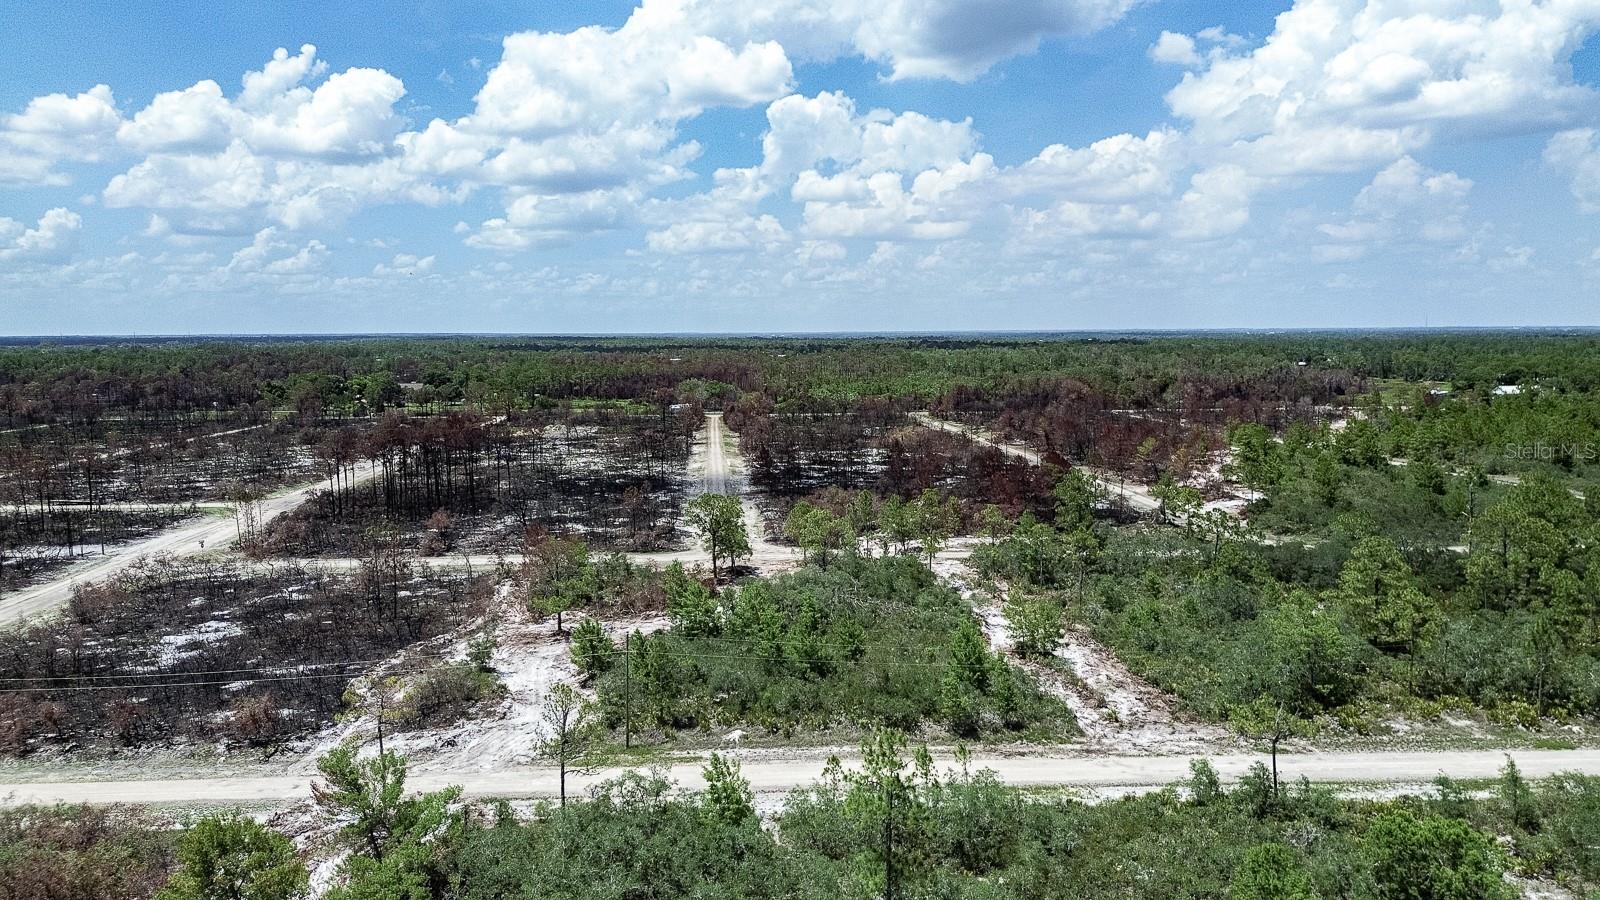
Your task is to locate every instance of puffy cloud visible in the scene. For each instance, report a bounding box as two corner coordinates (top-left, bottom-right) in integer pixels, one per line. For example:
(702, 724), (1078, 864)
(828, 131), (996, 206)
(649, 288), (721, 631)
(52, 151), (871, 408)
(116, 81), (240, 153)
(0, 150), (67, 187)
(1315, 156), (1473, 261)
(243, 65), (405, 160)
(2, 85), (121, 156)
(1003, 128), (1183, 202)
(647, 214), (788, 252)
(1168, 165), (1258, 240)
(101, 46), (448, 233)
(1546, 127), (1600, 212)
(773, 94), (990, 239)
(239, 45), (327, 110)
(1149, 32), (1201, 66)
(465, 26), (788, 139)
(466, 188), (639, 249)
(645, 91), (996, 249)
(373, 253), (436, 276)
(104, 141), (269, 220)
(0, 208), (83, 263)
(1168, 0), (1600, 177)
(226, 227), (330, 277)
(0, 85), (120, 185)
(1354, 156), (1471, 219)
(445, 11), (794, 247)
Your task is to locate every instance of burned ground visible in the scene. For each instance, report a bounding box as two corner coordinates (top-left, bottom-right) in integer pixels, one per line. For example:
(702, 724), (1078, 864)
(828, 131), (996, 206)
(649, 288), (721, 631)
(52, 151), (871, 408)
(0, 508), (189, 593)
(258, 409), (698, 556)
(0, 557), (492, 754)
(0, 418), (321, 504)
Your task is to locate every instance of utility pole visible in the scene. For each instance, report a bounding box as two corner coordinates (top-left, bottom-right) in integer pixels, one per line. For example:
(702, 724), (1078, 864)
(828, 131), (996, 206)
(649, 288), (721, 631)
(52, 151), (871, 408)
(375, 686), (387, 758)
(884, 783), (897, 900)
(623, 631), (633, 750)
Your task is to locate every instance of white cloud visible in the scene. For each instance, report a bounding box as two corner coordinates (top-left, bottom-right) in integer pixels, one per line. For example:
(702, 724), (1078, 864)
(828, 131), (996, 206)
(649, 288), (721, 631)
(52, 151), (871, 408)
(373, 252), (436, 276)
(1167, 0), (1600, 178)
(238, 45), (327, 110)
(116, 81), (240, 153)
(0, 85), (120, 185)
(445, 12), (794, 247)
(0, 208), (83, 263)
(467, 189), (639, 249)
(1168, 165), (1257, 240)
(225, 227), (330, 278)
(2, 85), (121, 157)
(648, 90), (998, 248)
(1546, 127), (1600, 212)
(1316, 156), (1473, 260)
(243, 65), (405, 160)
(647, 214), (788, 252)
(1149, 32), (1201, 67)
(1003, 128), (1183, 202)
(100, 45), (430, 231)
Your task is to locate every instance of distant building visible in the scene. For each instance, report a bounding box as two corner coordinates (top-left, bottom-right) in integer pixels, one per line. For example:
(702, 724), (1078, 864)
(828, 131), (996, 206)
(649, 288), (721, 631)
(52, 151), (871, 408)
(1492, 384), (1522, 396)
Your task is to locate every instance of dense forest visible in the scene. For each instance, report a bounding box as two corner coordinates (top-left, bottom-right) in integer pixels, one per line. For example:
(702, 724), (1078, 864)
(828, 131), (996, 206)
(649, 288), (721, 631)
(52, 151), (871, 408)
(5, 331), (1597, 424)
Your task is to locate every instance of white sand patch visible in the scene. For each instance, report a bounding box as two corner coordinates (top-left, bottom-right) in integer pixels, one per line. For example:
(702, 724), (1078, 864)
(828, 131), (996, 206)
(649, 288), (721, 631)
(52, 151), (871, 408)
(934, 556), (1226, 753)
(156, 619), (243, 667)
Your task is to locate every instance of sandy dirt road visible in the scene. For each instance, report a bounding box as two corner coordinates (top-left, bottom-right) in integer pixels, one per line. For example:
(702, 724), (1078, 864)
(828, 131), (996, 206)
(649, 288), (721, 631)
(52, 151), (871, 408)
(910, 412), (1164, 514)
(6, 747), (1598, 807)
(0, 413), (791, 628)
(0, 501), (233, 513)
(293, 412), (802, 575)
(0, 462), (375, 627)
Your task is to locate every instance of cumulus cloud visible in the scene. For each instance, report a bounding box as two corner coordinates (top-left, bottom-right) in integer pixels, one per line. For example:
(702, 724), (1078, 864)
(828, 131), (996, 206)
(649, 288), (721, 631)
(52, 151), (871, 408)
(98, 45), (437, 233)
(224, 227), (331, 283)
(3, 0), (1597, 311)
(1546, 128), (1600, 212)
(466, 188), (641, 250)
(116, 81), (239, 153)
(373, 252), (436, 276)
(0, 208), (83, 263)
(1316, 156), (1473, 261)
(647, 214), (788, 252)
(643, 90), (998, 249)
(1003, 128), (1183, 202)
(444, 12), (794, 247)
(1149, 32), (1201, 66)
(1167, 0), (1600, 176)
(0, 85), (120, 185)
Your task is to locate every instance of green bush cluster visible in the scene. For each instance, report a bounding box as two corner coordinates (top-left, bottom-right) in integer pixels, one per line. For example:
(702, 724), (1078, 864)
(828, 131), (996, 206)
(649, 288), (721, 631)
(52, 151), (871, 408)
(591, 555), (1074, 739)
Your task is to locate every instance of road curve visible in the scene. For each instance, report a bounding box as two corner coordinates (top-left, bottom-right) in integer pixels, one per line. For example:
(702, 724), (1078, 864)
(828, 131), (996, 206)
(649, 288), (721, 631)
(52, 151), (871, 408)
(3, 747), (1596, 807)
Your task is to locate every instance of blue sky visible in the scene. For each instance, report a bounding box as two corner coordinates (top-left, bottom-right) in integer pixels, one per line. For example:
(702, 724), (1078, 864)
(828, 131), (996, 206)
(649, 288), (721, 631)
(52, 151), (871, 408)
(3, 0), (1600, 333)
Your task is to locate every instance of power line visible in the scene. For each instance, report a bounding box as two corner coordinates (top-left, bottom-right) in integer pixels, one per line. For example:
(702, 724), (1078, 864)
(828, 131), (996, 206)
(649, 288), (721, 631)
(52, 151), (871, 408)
(0, 638), (979, 695)
(0, 664), (482, 694)
(0, 607), (978, 687)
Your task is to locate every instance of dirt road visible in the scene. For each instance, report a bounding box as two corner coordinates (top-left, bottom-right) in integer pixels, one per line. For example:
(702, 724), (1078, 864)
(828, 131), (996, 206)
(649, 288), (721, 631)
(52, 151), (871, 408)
(5, 747), (1597, 807)
(0, 501), (233, 513)
(295, 413), (802, 574)
(700, 411), (735, 495)
(0, 462), (375, 627)
(910, 412), (1163, 514)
